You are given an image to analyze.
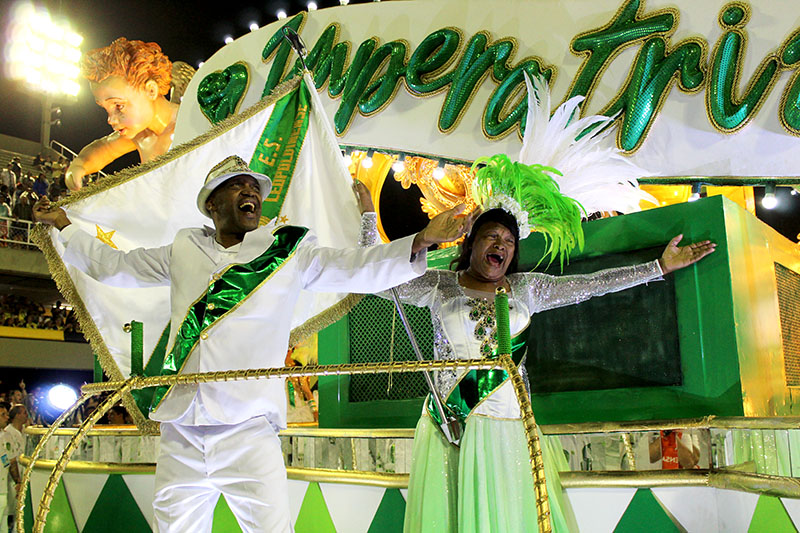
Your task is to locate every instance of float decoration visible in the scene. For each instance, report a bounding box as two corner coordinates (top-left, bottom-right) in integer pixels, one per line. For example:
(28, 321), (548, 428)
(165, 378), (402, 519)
(520, 74), (656, 215)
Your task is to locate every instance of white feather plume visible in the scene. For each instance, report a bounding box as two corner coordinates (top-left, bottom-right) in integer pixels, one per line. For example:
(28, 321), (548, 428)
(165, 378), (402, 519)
(518, 73), (657, 215)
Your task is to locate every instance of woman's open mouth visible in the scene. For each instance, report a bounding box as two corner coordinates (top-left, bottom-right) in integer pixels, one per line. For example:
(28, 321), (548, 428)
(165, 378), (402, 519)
(486, 253), (504, 266)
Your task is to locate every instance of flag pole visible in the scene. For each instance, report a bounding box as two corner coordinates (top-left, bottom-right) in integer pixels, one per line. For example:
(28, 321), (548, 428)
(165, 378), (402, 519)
(389, 288), (462, 446)
(280, 27), (461, 446)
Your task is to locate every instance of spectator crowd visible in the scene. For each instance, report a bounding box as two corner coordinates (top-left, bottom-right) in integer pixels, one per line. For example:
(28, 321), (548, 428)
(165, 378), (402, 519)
(0, 154), (71, 246)
(0, 294), (81, 333)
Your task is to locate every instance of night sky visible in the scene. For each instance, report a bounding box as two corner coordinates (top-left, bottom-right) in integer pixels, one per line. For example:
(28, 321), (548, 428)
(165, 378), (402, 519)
(0, 0), (797, 241)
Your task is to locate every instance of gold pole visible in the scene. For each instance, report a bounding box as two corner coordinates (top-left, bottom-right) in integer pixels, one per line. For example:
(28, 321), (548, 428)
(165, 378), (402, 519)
(499, 354), (551, 533)
(16, 394), (89, 533)
(32, 383), (132, 533)
(622, 433), (635, 470)
(81, 359), (500, 394)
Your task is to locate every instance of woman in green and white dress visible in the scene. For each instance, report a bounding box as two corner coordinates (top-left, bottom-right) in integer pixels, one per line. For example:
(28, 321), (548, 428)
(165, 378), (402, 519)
(357, 170), (714, 532)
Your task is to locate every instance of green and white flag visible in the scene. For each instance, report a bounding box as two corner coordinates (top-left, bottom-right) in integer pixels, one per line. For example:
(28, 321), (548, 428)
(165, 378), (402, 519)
(34, 75), (361, 429)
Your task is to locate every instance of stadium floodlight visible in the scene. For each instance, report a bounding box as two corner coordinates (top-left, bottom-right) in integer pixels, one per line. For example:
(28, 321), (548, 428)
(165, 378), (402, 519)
(6, 2), (83, 147)
(5, 2), (83, 97)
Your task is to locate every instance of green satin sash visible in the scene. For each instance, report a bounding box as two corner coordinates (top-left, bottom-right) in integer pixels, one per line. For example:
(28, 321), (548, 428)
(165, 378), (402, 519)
(148, 225), (308, 414)
(428, 325), (530, 431)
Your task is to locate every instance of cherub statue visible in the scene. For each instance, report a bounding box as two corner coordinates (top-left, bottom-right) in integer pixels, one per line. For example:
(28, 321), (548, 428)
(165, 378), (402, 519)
(66, 38), (194, 191)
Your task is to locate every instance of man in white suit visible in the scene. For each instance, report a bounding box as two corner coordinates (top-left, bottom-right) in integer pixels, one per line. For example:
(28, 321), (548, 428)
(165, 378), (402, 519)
(33, 155), (478, 532)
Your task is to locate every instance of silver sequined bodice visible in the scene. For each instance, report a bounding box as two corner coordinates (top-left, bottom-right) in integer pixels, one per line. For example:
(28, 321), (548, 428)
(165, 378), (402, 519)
(385, 261), (663, 419)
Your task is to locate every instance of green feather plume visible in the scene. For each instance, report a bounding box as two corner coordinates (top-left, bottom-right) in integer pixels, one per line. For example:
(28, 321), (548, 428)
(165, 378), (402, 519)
(472, 154), (585, 269)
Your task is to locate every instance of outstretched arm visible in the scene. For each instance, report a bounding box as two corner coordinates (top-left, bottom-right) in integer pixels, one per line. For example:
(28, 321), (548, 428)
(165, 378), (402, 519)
(299, 204), (478, 295)
(66, 133), (137, 191)
(33, 197), (171, 288)
(523, 235), (715, 313)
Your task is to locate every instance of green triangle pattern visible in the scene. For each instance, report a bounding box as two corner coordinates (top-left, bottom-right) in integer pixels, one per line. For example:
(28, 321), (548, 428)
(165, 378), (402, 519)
(24, 484), (34, 533)
(43, 480), (78, 533)
(748, 495), (798, 532)
(294, 482), (336, 533)
(82, 474), (151, 533)
(212, 495), (243, 532)
(613, 488), (681, 532)
(367, 488), (405, 533)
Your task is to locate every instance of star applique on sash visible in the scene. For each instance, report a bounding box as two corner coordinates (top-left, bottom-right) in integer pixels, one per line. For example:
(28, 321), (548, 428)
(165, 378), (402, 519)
(95, 225), (119, 249)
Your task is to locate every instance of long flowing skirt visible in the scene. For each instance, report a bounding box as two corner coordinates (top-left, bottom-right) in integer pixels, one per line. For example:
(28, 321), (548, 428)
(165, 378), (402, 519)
(403, 413), (576, 533)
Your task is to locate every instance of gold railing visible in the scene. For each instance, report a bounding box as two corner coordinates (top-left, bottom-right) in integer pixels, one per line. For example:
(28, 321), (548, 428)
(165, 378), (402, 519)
(18, 357), (553, 533)
(560, 470), (800, 498)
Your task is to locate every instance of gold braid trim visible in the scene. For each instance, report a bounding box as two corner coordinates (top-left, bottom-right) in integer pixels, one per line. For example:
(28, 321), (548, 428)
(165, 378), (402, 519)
(288, 293), (365, 347)
(31, 75), (307, 433)
(31, 225), (152, 431)
(81, 359), (502, 394)
(499, 354), (552, 533)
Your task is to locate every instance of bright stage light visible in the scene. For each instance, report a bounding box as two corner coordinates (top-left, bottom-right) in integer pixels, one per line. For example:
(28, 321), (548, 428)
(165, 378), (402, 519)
(277, 10), (288, 19)
(361, 157), (374, 169)
(761, 184), (778, 210)
(224, 35), (234, 44)
(762, 192), (778, 209)
(308, 2), (318, 10)
(5, 2), (83, 97)
(47, 384), (78, 410)
(433, 165), (446, 180)
(249, 22), (259, 32)
(392, 159), (405, 173)
(342, 153), (353, 166)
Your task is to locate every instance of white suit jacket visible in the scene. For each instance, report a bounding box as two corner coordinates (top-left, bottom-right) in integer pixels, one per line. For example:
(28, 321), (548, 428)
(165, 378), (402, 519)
(59, 223), (426, 427)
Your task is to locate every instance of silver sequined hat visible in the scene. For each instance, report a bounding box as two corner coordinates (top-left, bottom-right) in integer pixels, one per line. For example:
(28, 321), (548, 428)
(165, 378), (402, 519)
(196, 155), (272, 218)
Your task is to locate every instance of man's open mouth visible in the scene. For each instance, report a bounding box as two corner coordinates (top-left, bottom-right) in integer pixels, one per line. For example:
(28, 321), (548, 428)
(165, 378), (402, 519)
(238, 200), (257, 214)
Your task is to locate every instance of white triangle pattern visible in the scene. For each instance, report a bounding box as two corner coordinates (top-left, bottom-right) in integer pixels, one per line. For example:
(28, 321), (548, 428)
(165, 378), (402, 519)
(287, 480), (309, 526)
(780, 498), (800, 530)
(27, 469), (50, 518)
(61, 472), (109, 530)
(651, 487), (718, 532)
(714, 489), (759, 533)
(319, 483), (386, 533)
(400, 488), (408, 501)
(122, 475), (156, 527)
(565, 487), (636, 532)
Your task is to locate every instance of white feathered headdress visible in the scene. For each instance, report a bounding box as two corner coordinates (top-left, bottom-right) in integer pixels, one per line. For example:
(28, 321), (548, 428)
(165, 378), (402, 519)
(519, 73), (656, 215)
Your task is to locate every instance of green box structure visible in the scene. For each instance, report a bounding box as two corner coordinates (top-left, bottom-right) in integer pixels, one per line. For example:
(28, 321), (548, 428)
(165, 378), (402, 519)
(319, 197), (800, 427)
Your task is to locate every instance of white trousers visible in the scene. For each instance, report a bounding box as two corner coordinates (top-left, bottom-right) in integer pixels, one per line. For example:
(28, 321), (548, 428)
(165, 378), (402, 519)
(0, 491), (7, 533)
(153, 416), (291, 533)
